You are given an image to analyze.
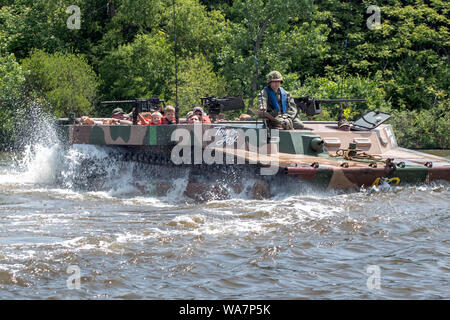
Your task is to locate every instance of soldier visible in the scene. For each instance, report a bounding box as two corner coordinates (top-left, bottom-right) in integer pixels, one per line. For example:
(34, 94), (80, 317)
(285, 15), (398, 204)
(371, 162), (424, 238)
(258, 71), (304, 130)
(111, 107), (133, 125)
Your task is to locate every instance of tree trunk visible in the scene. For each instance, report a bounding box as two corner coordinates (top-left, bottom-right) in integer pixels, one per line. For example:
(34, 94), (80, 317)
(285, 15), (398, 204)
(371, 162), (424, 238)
(107, 0), (116, 18)
(249, 17), (270, 107)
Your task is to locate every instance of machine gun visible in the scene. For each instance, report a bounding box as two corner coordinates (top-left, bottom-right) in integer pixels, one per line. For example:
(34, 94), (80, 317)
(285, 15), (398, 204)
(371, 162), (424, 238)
(200, 96), (246, 122)
(294, 97), (366, 119)
(101, 97), (167, 124)
(294, 97), (392, 130)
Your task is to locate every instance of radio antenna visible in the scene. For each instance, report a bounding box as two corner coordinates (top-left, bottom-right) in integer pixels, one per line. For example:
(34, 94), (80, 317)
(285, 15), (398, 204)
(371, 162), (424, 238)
(172, 0), (179, 122)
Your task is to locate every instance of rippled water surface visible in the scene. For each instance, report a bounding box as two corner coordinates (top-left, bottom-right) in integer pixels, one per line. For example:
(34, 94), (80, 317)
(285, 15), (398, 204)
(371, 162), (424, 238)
(0, 145), (449, 300)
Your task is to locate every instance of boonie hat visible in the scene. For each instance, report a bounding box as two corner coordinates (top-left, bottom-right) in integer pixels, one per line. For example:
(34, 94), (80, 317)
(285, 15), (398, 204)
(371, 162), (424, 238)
(112, 107), (125, 116)
(193, 106), (204, 114)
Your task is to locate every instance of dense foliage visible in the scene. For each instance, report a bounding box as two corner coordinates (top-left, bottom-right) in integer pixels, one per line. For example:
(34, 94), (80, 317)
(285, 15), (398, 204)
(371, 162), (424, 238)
(22, 49), (99, 117)
(0, 52), (25, 147)
(0, 0), (448, 149)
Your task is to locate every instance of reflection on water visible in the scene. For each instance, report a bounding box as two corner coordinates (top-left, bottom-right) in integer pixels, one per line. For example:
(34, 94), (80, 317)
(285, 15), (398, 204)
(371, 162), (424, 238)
(0, 146), (449, 300)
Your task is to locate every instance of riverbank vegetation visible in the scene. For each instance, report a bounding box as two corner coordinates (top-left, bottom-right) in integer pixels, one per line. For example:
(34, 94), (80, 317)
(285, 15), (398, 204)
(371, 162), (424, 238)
(0, 0), (448, 149)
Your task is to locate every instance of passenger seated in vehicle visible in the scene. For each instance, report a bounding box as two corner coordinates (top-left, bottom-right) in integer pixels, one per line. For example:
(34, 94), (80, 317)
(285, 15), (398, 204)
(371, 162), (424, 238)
(239, 114), (254, 121)
(185, 111), (193, 123)
(193, 106), (211, 124)
(138, 112), (152, 125)
(151, 111), (162, 125)
(79, 107), (134, 125)
(188, 115), (201, 124)
(110, 107), (133, 125)
(186, 112), (201, 124)
(161, 105), (178, 124)
(80, 116), (103, 125)
(216, 113), (226, 122)
(79, 116), (127, 125)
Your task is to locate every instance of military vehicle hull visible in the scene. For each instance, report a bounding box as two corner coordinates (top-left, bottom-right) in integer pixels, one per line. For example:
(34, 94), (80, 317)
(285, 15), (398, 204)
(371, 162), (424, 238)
(57, 121), (450, 200)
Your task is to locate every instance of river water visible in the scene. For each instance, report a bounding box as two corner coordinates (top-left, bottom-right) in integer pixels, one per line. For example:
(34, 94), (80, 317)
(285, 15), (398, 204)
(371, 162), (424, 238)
(0, 134), (449, 300)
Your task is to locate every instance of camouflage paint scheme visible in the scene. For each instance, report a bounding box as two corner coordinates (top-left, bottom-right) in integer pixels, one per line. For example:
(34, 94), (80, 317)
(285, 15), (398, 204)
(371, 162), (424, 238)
(59, 121), (450, 199)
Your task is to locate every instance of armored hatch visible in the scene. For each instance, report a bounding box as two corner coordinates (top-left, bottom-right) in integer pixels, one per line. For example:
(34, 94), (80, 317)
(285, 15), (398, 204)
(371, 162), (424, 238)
(352, 110), (392, 130)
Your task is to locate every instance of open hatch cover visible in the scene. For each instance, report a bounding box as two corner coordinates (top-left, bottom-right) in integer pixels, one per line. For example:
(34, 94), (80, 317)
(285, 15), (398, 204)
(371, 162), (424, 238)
(352, 110), (392, 130)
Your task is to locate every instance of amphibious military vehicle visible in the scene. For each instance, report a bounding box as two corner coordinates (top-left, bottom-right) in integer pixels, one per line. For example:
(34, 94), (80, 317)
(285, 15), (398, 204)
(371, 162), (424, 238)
(56, 96), (450, 200)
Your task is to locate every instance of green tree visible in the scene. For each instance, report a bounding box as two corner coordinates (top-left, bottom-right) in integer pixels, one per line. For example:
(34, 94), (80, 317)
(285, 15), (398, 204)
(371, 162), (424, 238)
(0, 53), (26, 148)
(97, 0), (227, 60)
(0, 0), (73, 59)
(0, 0), (111, 66)
(311, 0), (449, 110)
(389, 100), (450, 149)
(96, 0), (165, 53)
(161, 0), (228, 60)
(217, 0), (314, 103)
(98, 33), (173, 104)
(21, 50), (99, 117)
(171, 55), (227, 115)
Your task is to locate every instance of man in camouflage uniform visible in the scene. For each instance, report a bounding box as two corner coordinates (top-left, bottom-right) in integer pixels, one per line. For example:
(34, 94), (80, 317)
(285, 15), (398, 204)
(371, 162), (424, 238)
(258, 71), (304, 130)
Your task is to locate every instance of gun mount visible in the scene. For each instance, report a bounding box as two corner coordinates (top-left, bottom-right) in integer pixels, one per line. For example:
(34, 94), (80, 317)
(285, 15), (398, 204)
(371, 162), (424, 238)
(294, 97), (366, 119)
(101, 97), (167, 124)
(200, 96), (246, 122)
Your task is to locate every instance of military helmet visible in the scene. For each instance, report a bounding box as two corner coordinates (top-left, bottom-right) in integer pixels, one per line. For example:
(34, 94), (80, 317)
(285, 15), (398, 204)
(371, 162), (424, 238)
(267, 71), (283, 84)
